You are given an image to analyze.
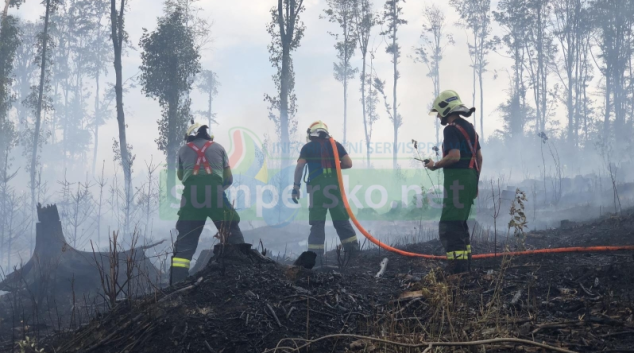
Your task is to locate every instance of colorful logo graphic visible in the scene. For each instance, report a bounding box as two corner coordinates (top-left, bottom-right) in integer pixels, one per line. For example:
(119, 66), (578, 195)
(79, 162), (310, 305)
(226, 127), (268, 183)
(226, 127), (303, 227)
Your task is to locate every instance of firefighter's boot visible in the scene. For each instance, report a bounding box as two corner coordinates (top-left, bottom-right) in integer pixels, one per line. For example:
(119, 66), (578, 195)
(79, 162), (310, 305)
(446, 259), (469, 275)
(170, 256), (191, 285)
(314, 251), (326, 269)
(343, 241), (360, 263)
(466, 245), (472, 272)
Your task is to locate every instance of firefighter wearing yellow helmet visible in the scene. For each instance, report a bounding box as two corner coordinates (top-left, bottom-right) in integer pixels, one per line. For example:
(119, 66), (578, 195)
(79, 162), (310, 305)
(425, 91), (482, 274)
(292, 120), (359, 267)
(170, 121), (244, 285)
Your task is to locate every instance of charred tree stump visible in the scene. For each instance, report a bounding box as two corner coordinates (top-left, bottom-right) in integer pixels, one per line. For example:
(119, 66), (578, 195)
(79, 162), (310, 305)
(0, 204), (163, 305)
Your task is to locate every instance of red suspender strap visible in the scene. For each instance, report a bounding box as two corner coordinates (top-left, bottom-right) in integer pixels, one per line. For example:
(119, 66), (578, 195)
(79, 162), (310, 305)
(200, 141), (213, 175)
(186, 141), (214, 176)
(450, 123), (480, 173)
(186, 142), (201, 175)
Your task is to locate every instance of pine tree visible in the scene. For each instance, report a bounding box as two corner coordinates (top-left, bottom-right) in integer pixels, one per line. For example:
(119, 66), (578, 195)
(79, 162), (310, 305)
(139, 5), (201, 190)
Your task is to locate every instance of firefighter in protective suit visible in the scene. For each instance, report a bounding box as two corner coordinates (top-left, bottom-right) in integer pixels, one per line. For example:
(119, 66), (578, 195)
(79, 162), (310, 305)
(291, 121), (359, 267)
(170, 123), (245, 285)
(425, 91), (482, 274)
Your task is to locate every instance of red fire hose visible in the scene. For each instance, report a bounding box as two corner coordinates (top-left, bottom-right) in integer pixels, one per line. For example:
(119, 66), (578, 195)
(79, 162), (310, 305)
(329, 137), (634, 260)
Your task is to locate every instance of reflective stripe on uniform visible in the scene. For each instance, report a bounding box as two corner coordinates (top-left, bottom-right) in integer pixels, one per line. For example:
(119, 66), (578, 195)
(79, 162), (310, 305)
(466, 245), (472, 254)
(172, 257), (191, 268)
(446, 251), (469, 260)
(308, 244), (325, 250)
(341, 236), (358, 244)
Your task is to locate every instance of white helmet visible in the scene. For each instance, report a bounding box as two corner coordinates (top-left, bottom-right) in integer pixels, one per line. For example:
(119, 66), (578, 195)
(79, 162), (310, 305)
(185, 121), (213, 140)
(306, 120), (330, 142)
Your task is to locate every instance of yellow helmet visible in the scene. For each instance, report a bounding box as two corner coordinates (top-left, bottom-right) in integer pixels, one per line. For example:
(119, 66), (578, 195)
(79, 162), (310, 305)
(306, 120), (330, 141)
(429, 90), (475, 118)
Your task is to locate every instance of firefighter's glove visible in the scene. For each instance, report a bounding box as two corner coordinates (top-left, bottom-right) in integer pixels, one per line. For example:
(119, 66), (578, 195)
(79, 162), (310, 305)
(292, 184), (301, 204)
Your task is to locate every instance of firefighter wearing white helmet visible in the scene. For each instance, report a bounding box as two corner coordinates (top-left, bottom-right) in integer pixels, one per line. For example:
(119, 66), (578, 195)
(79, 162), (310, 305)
(186, 122), (215, 141)
(292, 120), (359, 267)
(170, 121), (244, 285)
(305, 120), (329, 141)
(425, 91), (482, 274)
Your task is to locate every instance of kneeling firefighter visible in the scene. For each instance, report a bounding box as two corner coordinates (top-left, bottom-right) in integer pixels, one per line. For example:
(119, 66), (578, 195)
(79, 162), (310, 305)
(424, 91), (482, 274)
(291, 121), (359, 266)
(170, 123), (245, 285)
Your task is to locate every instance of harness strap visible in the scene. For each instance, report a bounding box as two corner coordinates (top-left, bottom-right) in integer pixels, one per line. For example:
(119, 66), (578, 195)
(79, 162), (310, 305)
(320, 140), (334, 178)
(447, 123), (480, 173)
(187, 141), (214, 176)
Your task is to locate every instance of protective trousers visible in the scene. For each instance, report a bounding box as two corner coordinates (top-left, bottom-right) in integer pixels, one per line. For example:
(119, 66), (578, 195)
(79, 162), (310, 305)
(439, 169), (478, 274)
(307, 177), (358, 260)
(171, 175), (245, 285)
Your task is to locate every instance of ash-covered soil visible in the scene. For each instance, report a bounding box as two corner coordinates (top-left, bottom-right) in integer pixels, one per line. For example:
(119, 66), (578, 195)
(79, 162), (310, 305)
(14, 210), (634, 352)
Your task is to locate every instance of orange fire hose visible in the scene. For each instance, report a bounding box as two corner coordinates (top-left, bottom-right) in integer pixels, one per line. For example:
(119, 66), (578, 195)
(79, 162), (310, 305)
(329, 137), (634, 260)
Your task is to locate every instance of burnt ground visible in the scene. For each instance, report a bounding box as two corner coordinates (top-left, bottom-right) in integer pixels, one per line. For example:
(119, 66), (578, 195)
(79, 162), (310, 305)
(7, 210), (634, 352)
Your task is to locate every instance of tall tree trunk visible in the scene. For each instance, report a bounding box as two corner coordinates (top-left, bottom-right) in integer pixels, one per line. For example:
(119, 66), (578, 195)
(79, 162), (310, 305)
(628, 50), (634, 138)
(391, 11), (398, 169)
(110, 0), (132, 236)
(279, 43), (290, 164)
(0, 2), (12, 146)
(479, 68), (484, 140)
(613, 21), (627, 141)
(208, 87), (212, 129)
(535, 4), (544, 135)
(74, 66), (81, 162)
(361, 53), (369, 167)
(472, 32), (477, 130)
(433, 44), (440, 149)
(343, 14), (348, 145)
(166, 94), (178, 199)
(96, 162), (104, 245)
(602, 70), (611, 144)
(343, 77), (348, 145)
(583, 60), (589, 142)
(92, 72), (100, 174)
(63, 81), (69, 168)
(573, 36), (581, 147)
(277, 0), (293, 167)
(0, 150), (8, 268)
(540, 45), (548, 133)
(51, 82), (58, 144)
(30, 0), (52, 246)
(513, 46), (520, 137)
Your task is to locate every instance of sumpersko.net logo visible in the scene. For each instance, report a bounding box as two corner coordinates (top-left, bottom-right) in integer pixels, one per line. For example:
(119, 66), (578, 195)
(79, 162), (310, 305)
(158, 127), (478, 225)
